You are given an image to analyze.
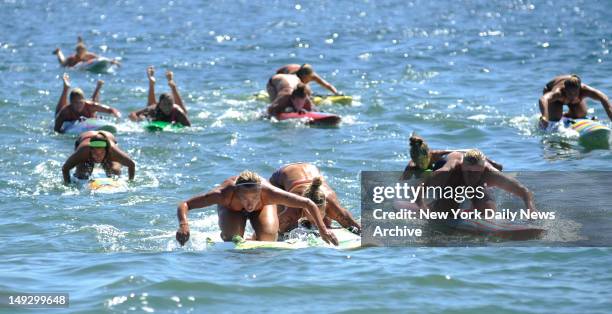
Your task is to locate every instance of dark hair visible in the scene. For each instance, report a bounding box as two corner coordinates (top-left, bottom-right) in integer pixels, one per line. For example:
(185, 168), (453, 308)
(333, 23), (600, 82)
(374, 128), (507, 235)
(292, 83), (311, 98)
(564, 74), (581, 90)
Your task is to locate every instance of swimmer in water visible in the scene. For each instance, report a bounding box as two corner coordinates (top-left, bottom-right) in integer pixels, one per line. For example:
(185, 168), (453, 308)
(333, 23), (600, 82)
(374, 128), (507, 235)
(175, 170), (339, 246)
(268, 163), (361, 236)
(129, 66), (191, 126)
(401, 133), (503, 180)
(276, 64), (340, 95)
(539, 74), (611, 129)
(61, 130), (135, 185)
(53, 36), (120, 67)
(54, 73), (122, 133)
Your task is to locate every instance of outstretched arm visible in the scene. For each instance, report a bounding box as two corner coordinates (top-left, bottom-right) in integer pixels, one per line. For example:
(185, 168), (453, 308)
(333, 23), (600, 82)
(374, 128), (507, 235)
(55, 74), (71, 115)
(486, 171), (537, 213)
(312, 74), (339, 95)
(166, 71), (187, 114)
(326, 196), (361, 232)
(267, 187), (338, 245)
(583, 85), (612, 121)
(128, 107), (150, 122)
(91, 102), (121, 118)
(91, 80), (104, 103)
(175, 189), (224, 246)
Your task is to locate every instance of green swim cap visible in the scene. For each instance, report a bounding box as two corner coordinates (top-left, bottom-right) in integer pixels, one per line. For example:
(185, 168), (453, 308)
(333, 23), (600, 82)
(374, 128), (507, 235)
(89, 140), (107, 148)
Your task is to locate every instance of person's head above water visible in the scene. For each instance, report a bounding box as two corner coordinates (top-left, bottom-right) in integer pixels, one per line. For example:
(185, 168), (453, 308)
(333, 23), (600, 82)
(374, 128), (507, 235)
(75, 43), (87, 58)
(462, 149), (486, 185)
(157, 93), (174, 115)
(88, 135), (108, 163)
(563, 74), (582, 102)
(235, 170), (262, 212)
(409, 133), (431, 169)
(291, 83), (311, 111)
(303, 176), (326, 216)
(69, 88), (85, 106)
(295, 64), (314, 80)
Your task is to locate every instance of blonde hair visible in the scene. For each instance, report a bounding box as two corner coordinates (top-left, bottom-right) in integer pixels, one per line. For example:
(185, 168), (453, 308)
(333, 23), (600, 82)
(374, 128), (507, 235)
(235, 170), (261, 185)
(303, 177), (326, 215)
(69, 88), (85, 102)
(296, 64), (314, 78)
(464, 149), (486, 166)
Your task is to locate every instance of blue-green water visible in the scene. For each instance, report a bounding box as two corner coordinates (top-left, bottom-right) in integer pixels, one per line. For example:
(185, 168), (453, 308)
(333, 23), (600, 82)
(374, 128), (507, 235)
(1, 0), (611, 312)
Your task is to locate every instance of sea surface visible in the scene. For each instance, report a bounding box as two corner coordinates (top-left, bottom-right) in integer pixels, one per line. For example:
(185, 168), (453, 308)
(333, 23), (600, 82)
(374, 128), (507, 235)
(1, 0), (611, 313)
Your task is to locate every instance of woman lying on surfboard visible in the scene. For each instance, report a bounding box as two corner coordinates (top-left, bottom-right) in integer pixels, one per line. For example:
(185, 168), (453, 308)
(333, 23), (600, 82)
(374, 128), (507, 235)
(415, 149), (536, 216)
(54, 74), (122, 133)
(175, 170), (339, 246)
(269, 163), (361, 236)
(276, 64), (340, 96)
(539, 74), (612, 129)
(129, 66), (191, 126)
(53, 36), (120, 68)
(401, 133), (503, 180)
(61, 131), (135, 185)
(267, 82), (317, 117)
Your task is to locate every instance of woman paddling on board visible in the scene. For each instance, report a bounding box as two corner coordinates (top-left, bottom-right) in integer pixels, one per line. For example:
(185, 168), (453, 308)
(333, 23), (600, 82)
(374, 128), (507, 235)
(53, 36), (120, 68)
(539, 74), (612, 130)
(61, 131), (135, 185)
(266, 82), (317, 118)
(54, 74), (122, 133)
(401, 133), (503, 180)
(268, 163), (361, 236)
(414, 149), (536, 216)
(276, 64), (341, 96)
(175, 170), (338, 246)
(129, 66), (191, 126)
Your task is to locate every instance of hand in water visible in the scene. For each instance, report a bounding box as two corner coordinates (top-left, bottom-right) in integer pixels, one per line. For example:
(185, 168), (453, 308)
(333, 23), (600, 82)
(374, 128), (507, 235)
(62, 73), (70, 88)
(96, 80), (104, 88)
(53, 48), (60, 55)
(176, 224), (190, 246)
(321, 229), (339, 246)
(539, 116), (548, 129)
(147, 66), (155, 83)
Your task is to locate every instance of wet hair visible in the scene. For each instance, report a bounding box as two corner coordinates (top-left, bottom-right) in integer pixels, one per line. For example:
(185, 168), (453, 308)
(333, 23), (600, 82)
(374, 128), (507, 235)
(236, 170), (262, 186)
(303, 177), (326, 213)
(292, 83), (311, 98)
(296, 64), (314, 78)
(409, 133), (431, 169)
(69, 88), (85, 102)
(564, 74), (581, 91)
(464, 149), (486, 166)
(158, 93), (174, 108)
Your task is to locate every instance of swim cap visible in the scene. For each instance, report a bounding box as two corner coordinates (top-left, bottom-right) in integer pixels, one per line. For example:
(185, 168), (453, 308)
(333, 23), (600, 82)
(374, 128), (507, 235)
(89, 140), (107, 148)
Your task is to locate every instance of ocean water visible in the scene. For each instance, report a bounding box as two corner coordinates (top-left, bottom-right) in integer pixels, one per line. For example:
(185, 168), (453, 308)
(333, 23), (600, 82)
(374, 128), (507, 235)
(1, 0), (611, 313)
